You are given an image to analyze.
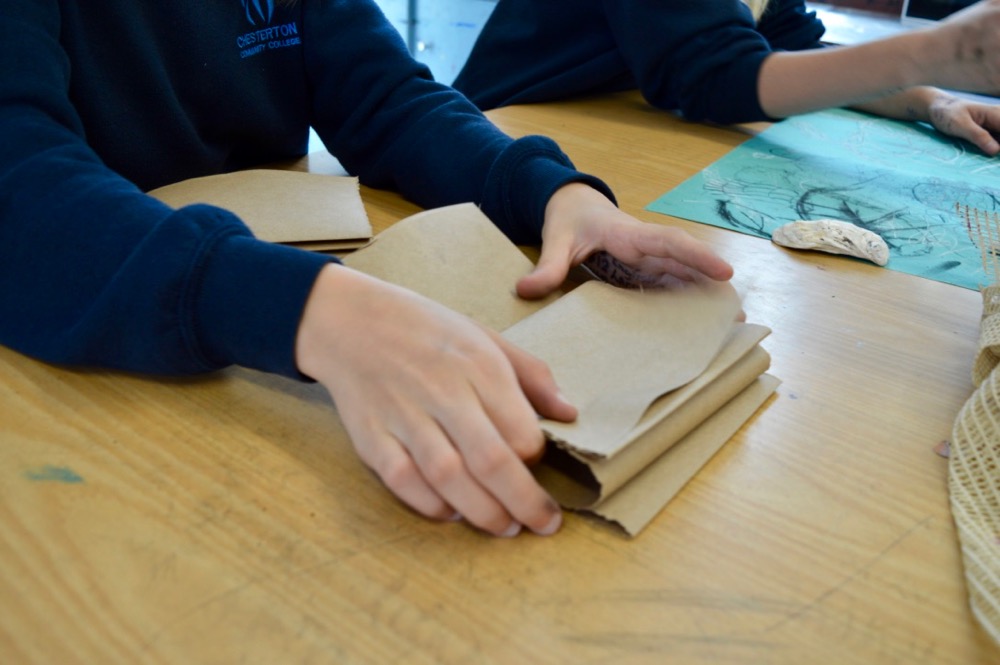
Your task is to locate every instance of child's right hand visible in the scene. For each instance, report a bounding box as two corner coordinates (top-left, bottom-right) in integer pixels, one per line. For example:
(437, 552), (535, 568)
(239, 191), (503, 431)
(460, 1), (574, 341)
(294, 264), (578, 537)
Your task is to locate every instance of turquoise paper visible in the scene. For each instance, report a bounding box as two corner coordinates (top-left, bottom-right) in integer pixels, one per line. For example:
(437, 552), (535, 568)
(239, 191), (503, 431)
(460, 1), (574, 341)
(646, 108), (1000, 290)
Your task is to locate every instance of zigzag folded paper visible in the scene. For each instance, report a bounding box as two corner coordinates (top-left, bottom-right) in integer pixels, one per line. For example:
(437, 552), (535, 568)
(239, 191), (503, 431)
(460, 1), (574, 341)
(344, 203), (779, 536)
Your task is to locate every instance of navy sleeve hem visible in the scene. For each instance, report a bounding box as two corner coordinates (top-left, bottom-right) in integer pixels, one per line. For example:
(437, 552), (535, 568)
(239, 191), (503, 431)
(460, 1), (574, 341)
(480, 135), (616, 245)
(190, 219), (335, 380)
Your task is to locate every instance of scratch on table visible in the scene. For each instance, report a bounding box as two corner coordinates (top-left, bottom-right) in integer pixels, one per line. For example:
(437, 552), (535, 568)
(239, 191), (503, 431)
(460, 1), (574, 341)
(762, 516), (933, 634)
(563, 631), (776, 653)
(137, 529), (420, 654)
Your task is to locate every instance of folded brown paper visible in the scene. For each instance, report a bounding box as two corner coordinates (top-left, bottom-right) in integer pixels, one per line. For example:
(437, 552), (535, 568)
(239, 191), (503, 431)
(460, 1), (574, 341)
(148, 170), (373, 251)
(503, 279), (745, 458)
(584, 375), (780, 535)
(343, 203), (778, 535)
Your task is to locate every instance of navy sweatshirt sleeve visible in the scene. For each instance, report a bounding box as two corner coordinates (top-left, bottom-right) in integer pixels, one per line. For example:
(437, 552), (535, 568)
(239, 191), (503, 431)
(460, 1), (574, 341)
(0, 1), (333, 379)
(0, 0), (612, 379)
(302, 1), (613, 245)
(453, 0), (826, 124)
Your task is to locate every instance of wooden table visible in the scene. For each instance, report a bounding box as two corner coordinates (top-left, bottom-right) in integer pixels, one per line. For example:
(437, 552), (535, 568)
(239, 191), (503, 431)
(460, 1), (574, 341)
(2, 93), (996, 664)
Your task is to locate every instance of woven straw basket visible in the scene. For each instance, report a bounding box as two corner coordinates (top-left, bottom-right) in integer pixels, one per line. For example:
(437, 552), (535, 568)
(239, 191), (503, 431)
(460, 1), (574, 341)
(951, 284), (1000, 646)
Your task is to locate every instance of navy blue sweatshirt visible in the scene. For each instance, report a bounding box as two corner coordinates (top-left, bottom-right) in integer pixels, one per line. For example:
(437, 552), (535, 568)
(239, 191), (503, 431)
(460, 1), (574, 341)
(0, 0), (612, 380)
(453, 0), (826, 124)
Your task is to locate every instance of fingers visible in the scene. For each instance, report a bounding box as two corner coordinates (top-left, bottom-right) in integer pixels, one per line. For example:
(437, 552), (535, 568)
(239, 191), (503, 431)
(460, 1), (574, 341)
(351, 389), (563, 537)
(535, 182), (734, 295)
(964, 107), (1000, 156)
(522, 212), (732, 298)
(617, 223), (734, 281)
(583, 250), (663, 288)
(492, 332), (578, 426)
(515, 239), (576, 299)
(965, 126), (1000, 156)
(406, 419), (522, 537)
(930, 98), (1000, 155)
(581, 233), (732, 290)
(436, 402), (563, 536)
(353, 425), (457, 521)
(435, 336), (567, 534)
(485, 332), (576, 467)
(333, 338), (563, 535)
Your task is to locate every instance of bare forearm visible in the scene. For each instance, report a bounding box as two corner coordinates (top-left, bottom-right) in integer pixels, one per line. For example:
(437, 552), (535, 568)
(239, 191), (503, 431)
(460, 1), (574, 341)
(758, 0), (1000, 119)
(850, 86), (947, 122)
(757, 32), (927, 118)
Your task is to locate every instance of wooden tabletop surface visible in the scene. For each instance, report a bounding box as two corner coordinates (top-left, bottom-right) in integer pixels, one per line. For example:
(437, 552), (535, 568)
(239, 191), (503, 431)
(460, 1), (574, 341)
(2, 92), (996, 664)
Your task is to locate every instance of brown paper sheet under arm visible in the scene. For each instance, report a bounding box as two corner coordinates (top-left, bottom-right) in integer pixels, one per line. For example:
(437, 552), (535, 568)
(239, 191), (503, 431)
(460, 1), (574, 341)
(534, 340), (772, 508)
(148, 170), (373, 249)
(343, 203), (558, 330)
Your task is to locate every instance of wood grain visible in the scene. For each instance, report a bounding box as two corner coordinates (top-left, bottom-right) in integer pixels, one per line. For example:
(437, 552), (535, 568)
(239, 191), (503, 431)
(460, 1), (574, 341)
(1, 92), (996, 664)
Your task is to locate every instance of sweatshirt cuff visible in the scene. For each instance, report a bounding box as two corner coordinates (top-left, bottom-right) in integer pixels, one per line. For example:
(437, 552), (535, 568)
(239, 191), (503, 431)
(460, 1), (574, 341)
(190, 225), (334, 380)
(724, 52), (775, 123)
(481, 135), (616, 245)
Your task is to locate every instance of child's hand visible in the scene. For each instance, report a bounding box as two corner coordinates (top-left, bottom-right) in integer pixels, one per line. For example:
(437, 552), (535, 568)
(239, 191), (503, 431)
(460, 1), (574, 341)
(295, 264), (577, 537)
(517, 183), (734, 299)
(927, 93), (1000, 156)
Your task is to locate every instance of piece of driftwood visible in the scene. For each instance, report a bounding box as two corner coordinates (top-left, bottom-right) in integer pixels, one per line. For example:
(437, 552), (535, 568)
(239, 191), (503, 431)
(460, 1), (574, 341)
(771, 219), (889, 266)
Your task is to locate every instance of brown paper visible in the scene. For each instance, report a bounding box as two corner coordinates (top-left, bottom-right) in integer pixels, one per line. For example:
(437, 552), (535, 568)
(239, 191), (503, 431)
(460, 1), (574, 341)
(148, 170), (372, 250)
(342, 203), (778, 535)
(502, 280), (744, 458)
(592, 374), (781, 536)
(343, 203), (558, 330)
(535, 327), (772, 502)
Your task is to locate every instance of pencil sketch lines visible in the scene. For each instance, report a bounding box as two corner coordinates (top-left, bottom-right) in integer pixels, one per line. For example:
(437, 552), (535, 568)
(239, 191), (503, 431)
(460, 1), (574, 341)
(649, 109), (1000, 289)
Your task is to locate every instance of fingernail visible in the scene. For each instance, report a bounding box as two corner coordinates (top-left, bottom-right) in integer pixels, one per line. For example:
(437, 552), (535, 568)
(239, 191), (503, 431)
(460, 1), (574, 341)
(533, 511), (562, 536)
(500, 522), (522, 538)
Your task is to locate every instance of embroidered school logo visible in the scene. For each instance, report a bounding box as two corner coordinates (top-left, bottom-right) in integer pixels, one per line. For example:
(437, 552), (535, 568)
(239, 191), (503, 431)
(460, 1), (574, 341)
(235, 0), (301, 59)
(242, 0), (275, 26)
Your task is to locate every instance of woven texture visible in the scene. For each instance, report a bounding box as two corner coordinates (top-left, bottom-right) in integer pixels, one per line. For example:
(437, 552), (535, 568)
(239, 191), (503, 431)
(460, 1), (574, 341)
(950, 285), (1000, 646)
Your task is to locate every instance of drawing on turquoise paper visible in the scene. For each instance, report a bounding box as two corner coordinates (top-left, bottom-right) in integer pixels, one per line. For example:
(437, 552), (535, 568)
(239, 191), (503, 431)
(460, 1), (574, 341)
(646, 108), (1000, 290)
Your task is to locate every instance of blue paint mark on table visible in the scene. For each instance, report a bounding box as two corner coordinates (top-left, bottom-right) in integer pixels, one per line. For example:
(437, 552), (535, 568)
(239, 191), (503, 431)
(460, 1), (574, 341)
(23, 465), (84, 483)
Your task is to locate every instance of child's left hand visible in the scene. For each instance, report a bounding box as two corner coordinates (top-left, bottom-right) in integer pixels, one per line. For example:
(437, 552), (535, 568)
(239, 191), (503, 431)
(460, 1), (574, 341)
(516, 182), (734, 299)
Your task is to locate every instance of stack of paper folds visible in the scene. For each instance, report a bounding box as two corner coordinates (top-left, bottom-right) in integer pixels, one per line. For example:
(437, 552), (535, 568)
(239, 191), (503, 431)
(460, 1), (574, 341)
(345, 203), (779, 536)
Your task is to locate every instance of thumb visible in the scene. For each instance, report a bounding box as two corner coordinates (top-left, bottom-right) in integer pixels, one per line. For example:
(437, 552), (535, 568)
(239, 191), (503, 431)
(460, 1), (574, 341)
(492, 333), (578, 425)
(969, 125), (1000, 156)
(487, 330), (578, 465)
(516, 241), (574, 300)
